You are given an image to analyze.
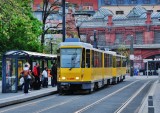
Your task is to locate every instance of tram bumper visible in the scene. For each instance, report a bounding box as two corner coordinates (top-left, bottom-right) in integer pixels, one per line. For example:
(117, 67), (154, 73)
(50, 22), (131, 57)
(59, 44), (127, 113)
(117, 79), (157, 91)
(58, 83), (70, 90)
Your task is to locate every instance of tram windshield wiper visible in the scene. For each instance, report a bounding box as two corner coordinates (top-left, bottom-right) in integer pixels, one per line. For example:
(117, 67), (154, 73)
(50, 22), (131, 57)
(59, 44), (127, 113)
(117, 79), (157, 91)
(69, 60), (80, 71)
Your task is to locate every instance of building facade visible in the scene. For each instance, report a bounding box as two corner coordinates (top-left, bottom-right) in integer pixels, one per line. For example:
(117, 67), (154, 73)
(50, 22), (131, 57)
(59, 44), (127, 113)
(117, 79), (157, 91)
(77, 6), (160, 75)
(98, 0), (160, 15)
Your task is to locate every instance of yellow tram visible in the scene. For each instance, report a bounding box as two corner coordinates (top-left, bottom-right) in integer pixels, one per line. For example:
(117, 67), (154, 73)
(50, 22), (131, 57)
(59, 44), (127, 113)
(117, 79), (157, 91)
(57, 38), (127, 94)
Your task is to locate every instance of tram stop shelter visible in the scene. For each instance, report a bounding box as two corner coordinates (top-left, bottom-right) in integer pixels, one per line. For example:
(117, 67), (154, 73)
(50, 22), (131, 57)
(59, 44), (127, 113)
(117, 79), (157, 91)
(2, 50), (57, 93)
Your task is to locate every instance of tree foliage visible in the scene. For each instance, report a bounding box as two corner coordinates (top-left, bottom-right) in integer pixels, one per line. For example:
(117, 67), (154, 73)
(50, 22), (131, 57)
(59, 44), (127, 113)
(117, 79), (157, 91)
(0, 0), (42, 55)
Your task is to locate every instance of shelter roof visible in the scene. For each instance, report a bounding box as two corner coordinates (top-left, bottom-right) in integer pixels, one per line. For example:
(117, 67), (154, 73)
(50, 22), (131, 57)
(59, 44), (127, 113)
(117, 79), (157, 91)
(4, 50), (57, 59)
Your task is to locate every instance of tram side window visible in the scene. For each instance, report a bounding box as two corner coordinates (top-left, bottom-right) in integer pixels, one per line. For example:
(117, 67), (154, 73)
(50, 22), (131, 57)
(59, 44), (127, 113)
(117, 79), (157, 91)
(94, 51), (97, 67)
(122, 58), (126, 67)
(117, 57), (121, 67)
(109, 54), (112, 67)
(113, 56), (116, 68)
(92, 50), (94, 67)
(99, 52), (102, 67)
(86, 49), (90, 68)
(104, 54), (107, 67)
(81, 48), (85, 68)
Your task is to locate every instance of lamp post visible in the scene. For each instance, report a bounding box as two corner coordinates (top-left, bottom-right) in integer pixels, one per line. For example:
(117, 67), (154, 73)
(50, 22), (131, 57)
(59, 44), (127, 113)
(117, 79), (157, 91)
(130, 35), (134, 76)
(93, 30), (97, 48)
(50, 42), (53, 54)
(62, 0), (66, 42)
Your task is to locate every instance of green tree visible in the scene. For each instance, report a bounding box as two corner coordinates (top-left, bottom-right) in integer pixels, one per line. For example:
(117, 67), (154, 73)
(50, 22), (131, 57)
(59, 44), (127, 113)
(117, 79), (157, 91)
(41, 0), (61, 48)
(0, 0), (42, 55)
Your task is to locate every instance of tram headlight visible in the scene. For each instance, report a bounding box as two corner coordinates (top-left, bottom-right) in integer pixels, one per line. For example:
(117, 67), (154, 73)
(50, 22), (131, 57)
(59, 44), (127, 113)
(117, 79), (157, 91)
(75, 77), (79, 80)
(62, 77), (66, 80)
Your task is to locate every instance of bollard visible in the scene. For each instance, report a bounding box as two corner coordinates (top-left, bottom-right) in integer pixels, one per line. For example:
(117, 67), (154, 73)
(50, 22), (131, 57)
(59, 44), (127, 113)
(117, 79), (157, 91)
(148, 96), (154, 113)
(148, 106), (154, 113)
(148, 96), (153, 106)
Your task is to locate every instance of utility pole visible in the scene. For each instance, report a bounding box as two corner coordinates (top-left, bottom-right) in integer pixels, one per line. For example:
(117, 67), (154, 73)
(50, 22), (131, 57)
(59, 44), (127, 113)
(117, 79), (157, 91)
(51, 42), (53, 54)
(130, 35), (134, 76)
(62, 0), (66, 42)
(93, 30), (97, 48)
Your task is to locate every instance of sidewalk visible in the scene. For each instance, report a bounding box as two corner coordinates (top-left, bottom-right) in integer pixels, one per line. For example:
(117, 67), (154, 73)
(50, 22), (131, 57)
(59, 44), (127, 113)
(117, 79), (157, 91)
(0, 78), (57, 108)
(138, 76), (160, 113)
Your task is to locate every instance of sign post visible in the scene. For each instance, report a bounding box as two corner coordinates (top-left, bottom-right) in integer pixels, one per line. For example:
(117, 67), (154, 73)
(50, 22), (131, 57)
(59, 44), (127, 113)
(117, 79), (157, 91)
(143, 59), (152, 78)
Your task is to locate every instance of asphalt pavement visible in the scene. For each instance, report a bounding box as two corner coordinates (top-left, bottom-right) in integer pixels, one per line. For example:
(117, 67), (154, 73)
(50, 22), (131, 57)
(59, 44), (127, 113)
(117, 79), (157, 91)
(0, 75), (159, 113)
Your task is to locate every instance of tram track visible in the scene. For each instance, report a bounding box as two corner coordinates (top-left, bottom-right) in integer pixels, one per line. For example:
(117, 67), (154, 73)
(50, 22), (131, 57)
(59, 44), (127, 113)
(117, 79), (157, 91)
(74, 80), (139, 113)
(114, 81), (150, 113)
(0, 79), (154, 113)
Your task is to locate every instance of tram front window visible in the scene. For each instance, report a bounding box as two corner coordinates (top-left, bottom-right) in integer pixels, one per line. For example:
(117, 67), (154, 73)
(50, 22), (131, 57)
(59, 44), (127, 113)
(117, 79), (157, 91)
(61, 48), (82, 68)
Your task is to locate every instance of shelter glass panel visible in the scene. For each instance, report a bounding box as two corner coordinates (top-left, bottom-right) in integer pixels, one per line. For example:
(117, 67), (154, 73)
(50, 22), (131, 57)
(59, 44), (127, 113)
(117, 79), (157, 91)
(5, 58), (16, 92)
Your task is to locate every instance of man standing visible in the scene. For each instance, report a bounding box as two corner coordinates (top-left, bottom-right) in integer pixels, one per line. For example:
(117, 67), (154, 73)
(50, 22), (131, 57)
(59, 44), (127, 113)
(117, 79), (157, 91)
(51, 63), (57, 87)
(42, 67), (48, 88)
(33, 63), (40, 89)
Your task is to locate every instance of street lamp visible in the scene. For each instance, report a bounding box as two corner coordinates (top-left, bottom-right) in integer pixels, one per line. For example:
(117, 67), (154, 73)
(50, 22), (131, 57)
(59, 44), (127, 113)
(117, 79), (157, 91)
(62, 0), (66, 42)
(50, 42), (53, 54)
(93, 30), (97, 48)
(130, 35), (134, 76)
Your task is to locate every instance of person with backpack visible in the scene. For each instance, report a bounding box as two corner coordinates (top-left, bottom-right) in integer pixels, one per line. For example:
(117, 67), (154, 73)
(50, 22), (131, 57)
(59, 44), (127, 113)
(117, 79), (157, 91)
(22, 64), (31, 93)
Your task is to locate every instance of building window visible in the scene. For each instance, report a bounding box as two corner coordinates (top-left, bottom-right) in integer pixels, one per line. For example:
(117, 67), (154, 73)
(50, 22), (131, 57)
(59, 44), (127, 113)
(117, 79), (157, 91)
(157, 0), (160, 4)
(130, 0), (137, 4)
(157, 10), (160, 12)
(116, 0), (124, 4)
(143, 0), (150, 4)
(116, 11), (124, 15)
(104, 0), (111, 5)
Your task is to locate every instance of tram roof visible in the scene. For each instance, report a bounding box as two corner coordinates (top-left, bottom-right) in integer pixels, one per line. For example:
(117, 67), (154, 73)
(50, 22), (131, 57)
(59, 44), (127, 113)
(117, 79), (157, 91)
(4, 50), (57, 58)
(103, 51), (116, 55)
(59, 42), (93, 48)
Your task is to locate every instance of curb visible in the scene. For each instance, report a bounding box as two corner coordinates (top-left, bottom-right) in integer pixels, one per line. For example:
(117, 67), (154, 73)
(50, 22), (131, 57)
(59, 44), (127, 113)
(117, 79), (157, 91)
(0, 90), (58, 108)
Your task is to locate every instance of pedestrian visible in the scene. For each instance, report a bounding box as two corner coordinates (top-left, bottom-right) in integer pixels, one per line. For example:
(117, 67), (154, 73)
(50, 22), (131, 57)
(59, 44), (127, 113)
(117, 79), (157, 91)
(33, 62), (41, 89)
(42, 67), (48, 88)
(51, 62), (57, 87)
(22, 64), (31, 93)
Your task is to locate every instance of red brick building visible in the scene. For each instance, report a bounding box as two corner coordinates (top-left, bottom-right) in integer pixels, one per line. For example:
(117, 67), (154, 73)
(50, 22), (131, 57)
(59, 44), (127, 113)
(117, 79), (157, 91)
(77, 6), (160, 74)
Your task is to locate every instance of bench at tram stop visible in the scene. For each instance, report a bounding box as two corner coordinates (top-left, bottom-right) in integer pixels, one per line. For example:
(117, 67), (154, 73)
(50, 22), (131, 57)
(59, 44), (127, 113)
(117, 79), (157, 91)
(148, 96), (154, 113)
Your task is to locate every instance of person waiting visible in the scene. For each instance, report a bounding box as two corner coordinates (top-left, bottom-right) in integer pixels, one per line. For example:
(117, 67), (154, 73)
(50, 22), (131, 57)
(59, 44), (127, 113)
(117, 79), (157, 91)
(42, 67), (48, 88)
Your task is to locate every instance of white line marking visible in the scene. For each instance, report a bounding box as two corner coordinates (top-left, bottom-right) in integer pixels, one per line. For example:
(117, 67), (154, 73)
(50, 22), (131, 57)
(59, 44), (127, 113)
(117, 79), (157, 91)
(115, 81), (150, 113)
(74, 80), (139, 113)
(0, 96), (57, 113)
(34, 96), (81, 113)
